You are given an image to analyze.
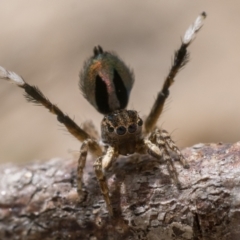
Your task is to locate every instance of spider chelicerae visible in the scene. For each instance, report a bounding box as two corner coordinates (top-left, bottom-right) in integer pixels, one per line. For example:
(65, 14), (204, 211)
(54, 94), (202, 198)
(0, 12), (206, 217)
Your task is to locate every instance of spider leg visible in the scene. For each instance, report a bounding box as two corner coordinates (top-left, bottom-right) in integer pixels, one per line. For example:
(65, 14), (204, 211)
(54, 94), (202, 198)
(162, 130), (189, 168)
(144, 12), (206, 133)
(94, 146), (116, 217)
(77, 139), (98, 197)
(144, 128), (188, 188)
(0, 66), (102, 156)
(163, 148), (181, 189)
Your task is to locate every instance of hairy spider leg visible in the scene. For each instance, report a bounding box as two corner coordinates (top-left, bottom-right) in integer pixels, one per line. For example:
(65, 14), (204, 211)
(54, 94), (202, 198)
(78, 138), (115, 216)
(0, 68), (102, 156)
(94, 147), (116, 217)
(144, 12), (206, 133)
(77, 139), (92, 196)
(145, 128), (188, 188)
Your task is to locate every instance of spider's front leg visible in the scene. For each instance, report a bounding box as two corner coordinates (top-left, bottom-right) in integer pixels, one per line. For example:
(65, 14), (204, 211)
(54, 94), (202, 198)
(144, 128), (189, 188)
(94, 146), (116, 217)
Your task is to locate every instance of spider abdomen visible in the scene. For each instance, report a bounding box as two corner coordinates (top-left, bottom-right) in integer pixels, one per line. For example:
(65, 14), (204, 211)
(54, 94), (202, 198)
(79, 46), (134, 114)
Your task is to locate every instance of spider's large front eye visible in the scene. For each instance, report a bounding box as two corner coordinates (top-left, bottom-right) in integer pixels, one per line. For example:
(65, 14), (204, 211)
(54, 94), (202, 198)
(128, 123), (137, 133)
(116, 126), (126, 135)
(138, 119), (143, 127)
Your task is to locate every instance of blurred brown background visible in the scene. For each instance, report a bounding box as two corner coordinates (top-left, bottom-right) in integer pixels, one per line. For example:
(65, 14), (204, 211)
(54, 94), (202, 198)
(0, 1), (239, 164)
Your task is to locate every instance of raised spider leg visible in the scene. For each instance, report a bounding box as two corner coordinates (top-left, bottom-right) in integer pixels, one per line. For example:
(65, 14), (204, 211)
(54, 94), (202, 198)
(94, 146), (116, 217)
(144, 128), (187, 188)
(144, 12), (206, 133)
(0, 66), (102, 156)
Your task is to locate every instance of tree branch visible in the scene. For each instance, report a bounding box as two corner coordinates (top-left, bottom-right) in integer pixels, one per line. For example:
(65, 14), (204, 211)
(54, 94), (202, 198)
(0, 142), (240, 240)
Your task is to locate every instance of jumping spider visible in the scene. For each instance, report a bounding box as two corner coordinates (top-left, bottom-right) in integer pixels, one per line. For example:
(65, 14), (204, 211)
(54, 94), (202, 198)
(0, 12), (206, 216)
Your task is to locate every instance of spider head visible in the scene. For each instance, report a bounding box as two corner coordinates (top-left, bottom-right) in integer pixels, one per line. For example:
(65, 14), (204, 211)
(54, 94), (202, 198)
(101, 109), (143, 155)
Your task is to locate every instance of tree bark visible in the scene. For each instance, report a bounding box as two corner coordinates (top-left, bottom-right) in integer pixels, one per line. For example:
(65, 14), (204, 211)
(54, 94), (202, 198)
(0, 142), (240, 240)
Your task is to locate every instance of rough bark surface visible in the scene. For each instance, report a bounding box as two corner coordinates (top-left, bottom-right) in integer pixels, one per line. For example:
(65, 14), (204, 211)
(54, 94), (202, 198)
(0, 142), (240, 240)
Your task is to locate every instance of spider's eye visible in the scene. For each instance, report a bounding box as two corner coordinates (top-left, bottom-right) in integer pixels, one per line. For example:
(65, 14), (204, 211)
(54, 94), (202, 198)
(138, 119), (143, 127)
(116, 126), (126, 135)
(108, 126), (114, 132)
(128, 123), (137, 133)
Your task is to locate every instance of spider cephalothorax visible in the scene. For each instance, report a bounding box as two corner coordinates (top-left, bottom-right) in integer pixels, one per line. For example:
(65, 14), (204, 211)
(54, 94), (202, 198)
(101, 109), (143, 155)
(0, 12), (206, 217)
